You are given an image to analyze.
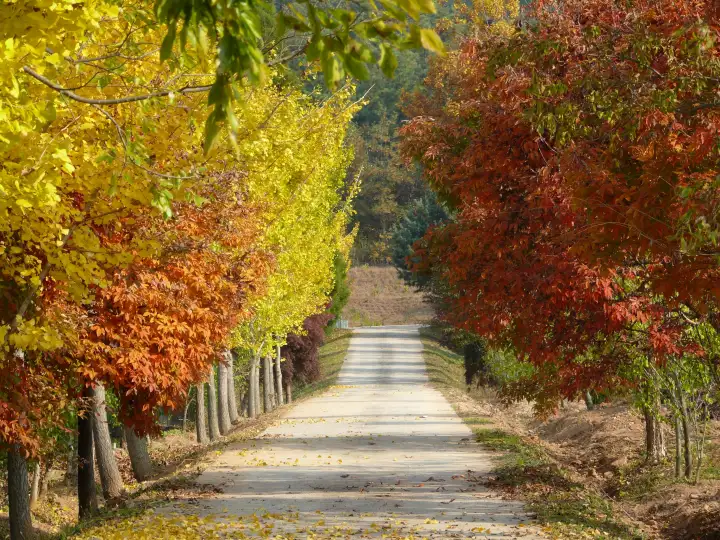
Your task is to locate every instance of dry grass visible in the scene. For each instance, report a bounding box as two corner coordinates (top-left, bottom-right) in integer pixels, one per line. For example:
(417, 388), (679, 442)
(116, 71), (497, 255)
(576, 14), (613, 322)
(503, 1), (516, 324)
(342, 265), (433, 326)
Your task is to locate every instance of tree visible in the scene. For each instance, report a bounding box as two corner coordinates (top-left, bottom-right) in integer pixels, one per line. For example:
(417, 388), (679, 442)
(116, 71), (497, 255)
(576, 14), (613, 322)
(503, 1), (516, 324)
(195, 382), (209, 444)
(326, 253), (352, 328)
(91, 384), (123, 500)
(390, 193), (448, 286)
(218, 357), (232, 435)
(401, 0), (720, 454)
(123, 426), (152, 482)
(281, 312), (335, 392)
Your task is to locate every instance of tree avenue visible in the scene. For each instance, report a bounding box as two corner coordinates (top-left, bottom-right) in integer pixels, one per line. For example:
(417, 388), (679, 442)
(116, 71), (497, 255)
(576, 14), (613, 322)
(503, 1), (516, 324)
(401, 0), (720, 466)
(0, 0), (447, 534)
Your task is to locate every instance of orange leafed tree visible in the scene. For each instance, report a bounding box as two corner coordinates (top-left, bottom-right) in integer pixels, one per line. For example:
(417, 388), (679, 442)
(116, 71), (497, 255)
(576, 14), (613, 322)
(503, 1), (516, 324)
(81, 175), (271, 433)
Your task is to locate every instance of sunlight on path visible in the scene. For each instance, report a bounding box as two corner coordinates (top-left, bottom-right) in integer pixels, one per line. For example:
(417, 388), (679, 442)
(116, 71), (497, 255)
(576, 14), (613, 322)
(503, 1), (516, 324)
(157, 325), (544, 538)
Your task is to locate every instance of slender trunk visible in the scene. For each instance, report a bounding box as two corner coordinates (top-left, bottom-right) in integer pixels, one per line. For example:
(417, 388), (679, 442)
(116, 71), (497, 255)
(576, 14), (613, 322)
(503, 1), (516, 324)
(39, 458), (52, 501)
(182, 390), (192, 432)
(678, 394), (693, 479)
(65, 441), (77, 486)
(675, 416), (682, 478)
(285, 379), (293, 404)
(228, 352), (240, 423)
(91, 383), (124, 500)
(78, 389), (97, 518)
(29, 462), (41, 509)
(695, 410), (708, 484)
(263, 355), (273, 412)
(8, 448), (32, 539)
(584, 391), (594, 411)
(255, 357), (262, 414)
(275, 344), (284, 406)
(207, 365), (220, 440)
(195, 382), (208, 444)
(643, 405), (666, 464)
(240, 391), (248, 417)
(123, 426), (152, 482)
(218, 354), (232, 435)
(249, 355), (259, 418)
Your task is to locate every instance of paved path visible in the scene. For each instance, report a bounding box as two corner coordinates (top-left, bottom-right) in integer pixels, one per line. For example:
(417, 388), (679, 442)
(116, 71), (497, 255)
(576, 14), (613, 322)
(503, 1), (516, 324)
(171, 326), (541, 538)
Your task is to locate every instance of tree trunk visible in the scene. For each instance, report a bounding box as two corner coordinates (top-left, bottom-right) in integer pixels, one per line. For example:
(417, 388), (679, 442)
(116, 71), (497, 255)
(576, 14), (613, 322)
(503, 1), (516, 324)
(240, 391), (248, 417)
(123, 426), (152, 482)
(643, 405), (666, 464)
(29, 462), (41, 510)
(285, 379), (293, 404)
(681, 410), (693, 479)
(195, 382), (208, 444)
(91, 383), (124, 500)
(182, 390), (192, 432)
(584, 391), (594, 411)
(218, 354), (232, 435)
(8, 448), (32, 539)
(65, 441), (77, 486)
(228, 352), (240, 423)
(249, 355), (259, 418)
(675, 416), (682, 478)
(78, 392), (97, 519)
(207, 365), (221, 440)
(275, 344), (284, 406)
(255, 356), (262, 414)
(673, 372), (693, 478)
(39, 459), (52, 501)
(263, 355), (273, 412)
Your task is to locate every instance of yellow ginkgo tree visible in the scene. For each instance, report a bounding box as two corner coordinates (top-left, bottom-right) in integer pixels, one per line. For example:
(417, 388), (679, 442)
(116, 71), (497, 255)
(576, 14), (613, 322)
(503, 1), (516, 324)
(231, 86), (359, 416)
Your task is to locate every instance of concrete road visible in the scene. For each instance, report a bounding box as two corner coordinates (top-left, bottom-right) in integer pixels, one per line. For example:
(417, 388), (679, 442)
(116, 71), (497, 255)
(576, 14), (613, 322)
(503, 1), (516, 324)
(172, 326), (541, 538)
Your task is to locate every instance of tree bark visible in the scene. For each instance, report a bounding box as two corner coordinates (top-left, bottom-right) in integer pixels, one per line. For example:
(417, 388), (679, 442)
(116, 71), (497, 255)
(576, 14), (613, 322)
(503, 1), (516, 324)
(285, 379), (293, 404)
(29, 462), (40, 510)
(275, 344), (284, 406)
(584, 391), (594, 411)
(228, 352), (240, 423)
(240, 390), (248, 417)
(195, 382), (208, 444)
(681, 408), (693, 479)
(65, 441), (77, 486)
(643, 405), (666, 464)
(39, 458), (52, 501)
(249, 355), (259, 418)
(255, 356), (262, 414)
(123, 426), (152, 482)
(218, 355), (232, 435)
(78, 391), (97, 518)
(673, 372), (693, 478)
(207, 365), (221, 440)
(182, 390), (192, 432)
(91, 383), (124, 500)
(263, 355), (273, 412)
(675, 416), (682, 478)
(8, 448), (32, 540)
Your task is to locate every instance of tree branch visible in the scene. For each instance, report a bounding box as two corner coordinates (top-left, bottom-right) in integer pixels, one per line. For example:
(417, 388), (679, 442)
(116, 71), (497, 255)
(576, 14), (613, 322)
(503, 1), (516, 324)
(23, 66), (212, 105)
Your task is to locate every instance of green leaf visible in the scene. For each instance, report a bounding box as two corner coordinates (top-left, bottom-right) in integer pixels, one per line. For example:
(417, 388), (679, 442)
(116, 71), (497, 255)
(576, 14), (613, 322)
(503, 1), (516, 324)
(344, 54), (370, 80)
(379, 44), (398, 78)
(419, 28), (445, 55)
(160, 21), (177, 61)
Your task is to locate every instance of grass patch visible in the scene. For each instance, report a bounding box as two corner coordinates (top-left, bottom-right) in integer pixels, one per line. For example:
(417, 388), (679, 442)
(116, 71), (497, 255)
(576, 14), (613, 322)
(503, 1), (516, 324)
(293, 328), (352, 401)
(419, 329), (645, 540)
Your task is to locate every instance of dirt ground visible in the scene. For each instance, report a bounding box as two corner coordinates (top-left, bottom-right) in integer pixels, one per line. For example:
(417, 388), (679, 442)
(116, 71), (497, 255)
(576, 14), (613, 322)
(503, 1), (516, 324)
(442, 380), (720, 539)
(342, 266), (433, 326)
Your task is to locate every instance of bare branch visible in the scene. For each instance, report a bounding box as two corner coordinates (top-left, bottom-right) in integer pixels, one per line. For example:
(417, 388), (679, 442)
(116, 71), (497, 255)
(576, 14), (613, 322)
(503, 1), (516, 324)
(23, 66), (212, 105)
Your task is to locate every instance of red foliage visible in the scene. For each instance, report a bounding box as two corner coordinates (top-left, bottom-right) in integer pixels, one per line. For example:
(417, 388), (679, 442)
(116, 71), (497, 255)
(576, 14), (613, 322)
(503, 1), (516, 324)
(401, 0), (720, 407)
(281, 312), (333, 385)
(81, 179), (271, 434)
